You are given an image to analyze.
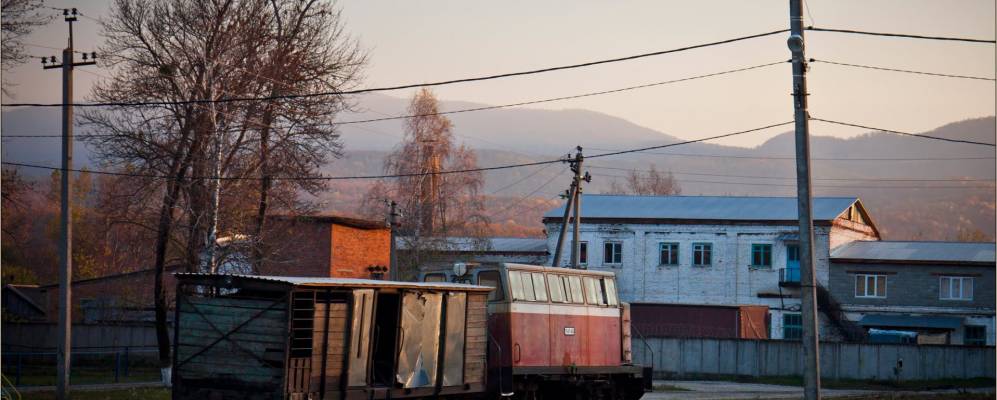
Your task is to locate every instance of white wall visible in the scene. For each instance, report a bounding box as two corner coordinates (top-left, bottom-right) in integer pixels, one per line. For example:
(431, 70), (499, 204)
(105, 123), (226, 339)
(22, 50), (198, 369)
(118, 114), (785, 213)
(545, 221), (875, 339)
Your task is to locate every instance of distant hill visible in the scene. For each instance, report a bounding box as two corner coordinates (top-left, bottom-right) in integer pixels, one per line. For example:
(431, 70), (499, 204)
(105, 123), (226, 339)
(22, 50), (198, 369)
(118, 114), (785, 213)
(3, 95), (994, 240)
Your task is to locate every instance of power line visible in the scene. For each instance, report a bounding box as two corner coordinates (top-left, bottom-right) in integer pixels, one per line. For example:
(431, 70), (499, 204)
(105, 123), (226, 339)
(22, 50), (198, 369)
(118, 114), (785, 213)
(806, 26), (996, 44)
(587, 122), (795, 159)
(587, 164), (995, 182)
(1, 29), (790, 108)
(811, 59), (996, 81)
(812, 118), (997, 147)
(594, 171), (994, 190)
(0, 121), (791, 180)
(0, 61), (787, 139)
(583, 148), (993, 161)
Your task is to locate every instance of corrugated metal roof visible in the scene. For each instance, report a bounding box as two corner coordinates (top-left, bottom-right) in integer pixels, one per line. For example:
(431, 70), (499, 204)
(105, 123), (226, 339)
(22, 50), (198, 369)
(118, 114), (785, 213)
(396, 237), (548, 253)
(175, 273), (493, 292)
(859, 314), (963, 330)
(831, 241), (996, 264)
(542, 195), (859, 222)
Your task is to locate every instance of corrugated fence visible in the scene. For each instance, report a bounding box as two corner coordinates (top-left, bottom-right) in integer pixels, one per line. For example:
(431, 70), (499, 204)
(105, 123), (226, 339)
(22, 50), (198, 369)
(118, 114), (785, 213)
(2, 322), (163, 351)
(633, 337), (995, 381)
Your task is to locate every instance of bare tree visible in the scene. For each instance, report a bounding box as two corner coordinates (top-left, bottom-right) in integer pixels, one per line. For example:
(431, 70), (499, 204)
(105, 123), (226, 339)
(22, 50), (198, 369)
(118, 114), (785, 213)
(82, 0), (365, 381)
(360, 89), (489, 278)
(606, 164), (681, 196)
(1, 0), (51, 94)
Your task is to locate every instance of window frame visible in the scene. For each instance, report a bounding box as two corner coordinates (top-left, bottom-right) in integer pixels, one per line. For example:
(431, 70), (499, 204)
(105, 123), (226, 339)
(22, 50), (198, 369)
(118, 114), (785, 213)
(477, 270), (504, 301)
(578, 241), (588, 265)
(548, 274), (567, 303)
(603, 241), (623, 265)
(750, 244), (772, 268)
(583, 276), (606, 306)
(566, 275), (585, 304)
(658, 242), (679, 266)
(939, 276), (974, 301)
(965, 325), (987, 346)
(692, 242), (712, 267)
(854, 274), (887, 298)
(424, 273), (447, 283)
(783, 313), (802, 340)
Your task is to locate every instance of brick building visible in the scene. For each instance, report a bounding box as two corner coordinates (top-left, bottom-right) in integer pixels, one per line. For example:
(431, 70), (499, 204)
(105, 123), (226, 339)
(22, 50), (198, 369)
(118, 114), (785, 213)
(829, 241), (996, 345)
(542, 194), (880, 340)
(33, 214), (391, 323)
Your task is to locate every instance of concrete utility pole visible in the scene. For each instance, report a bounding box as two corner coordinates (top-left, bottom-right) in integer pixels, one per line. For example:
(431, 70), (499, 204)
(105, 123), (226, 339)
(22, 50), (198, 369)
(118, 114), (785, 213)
(41, 8), (96, 400)
(788, 1), (821, 398)
(569, 147), (591, 269)
(386, 200), (399, 280)
(551, 182), (575, 267)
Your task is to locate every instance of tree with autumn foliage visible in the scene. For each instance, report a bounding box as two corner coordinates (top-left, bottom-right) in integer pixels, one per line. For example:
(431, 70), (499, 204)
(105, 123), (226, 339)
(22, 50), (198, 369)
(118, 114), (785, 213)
(361, 89), (489, 278)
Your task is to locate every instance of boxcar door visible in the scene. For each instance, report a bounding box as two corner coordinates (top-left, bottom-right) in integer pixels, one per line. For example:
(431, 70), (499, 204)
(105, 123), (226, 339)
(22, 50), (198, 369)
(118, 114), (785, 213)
(347, 289), (375, 387)
(396, 291), (443, 388)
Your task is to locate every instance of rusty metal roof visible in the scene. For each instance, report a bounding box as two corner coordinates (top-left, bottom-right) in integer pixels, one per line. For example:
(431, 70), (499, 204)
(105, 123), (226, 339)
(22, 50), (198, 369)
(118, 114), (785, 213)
(831, 241), (996, 264)
(175, 273), (494, 292)
(543, 194), (861, 222)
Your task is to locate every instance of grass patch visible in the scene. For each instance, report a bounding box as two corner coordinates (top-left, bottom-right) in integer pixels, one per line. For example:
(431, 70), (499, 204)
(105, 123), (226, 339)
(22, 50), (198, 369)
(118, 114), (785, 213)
(9, 366), (160, 387)
(17, 387), (170, 400)
(733, 375), (995, 391)
(843, 394), (994, 400)
(653, 383), (691, 391)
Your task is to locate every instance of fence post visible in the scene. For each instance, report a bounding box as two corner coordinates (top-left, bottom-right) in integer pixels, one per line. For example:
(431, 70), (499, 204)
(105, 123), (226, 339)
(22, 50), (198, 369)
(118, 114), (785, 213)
(114, 350), (121, 383)
(15, 352), (22, 386)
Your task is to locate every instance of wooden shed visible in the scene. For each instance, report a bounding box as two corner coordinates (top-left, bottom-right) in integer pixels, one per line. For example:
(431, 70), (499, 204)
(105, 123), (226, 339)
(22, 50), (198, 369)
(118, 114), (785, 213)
(172, 274), (491, 400)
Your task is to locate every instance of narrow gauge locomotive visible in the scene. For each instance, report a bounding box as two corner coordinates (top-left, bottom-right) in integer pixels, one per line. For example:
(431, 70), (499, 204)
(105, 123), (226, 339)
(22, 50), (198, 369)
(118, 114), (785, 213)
(171, 268), (648, 400)
(423, 263), (650, 399)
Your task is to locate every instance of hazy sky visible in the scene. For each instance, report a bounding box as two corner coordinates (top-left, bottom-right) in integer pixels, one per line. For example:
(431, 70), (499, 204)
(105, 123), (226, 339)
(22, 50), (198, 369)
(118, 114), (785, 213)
(3, 0), (994, 147)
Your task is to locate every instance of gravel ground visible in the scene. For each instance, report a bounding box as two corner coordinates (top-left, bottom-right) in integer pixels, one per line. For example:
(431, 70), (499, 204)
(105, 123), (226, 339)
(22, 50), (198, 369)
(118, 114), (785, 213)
(643, 380), (995, 400)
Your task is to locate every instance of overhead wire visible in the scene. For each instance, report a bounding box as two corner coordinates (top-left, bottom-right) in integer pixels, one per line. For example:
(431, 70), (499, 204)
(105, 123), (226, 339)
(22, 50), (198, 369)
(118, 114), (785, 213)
(593, 170), (994, 190)
(0, 61), (787, 139)
(805, 26), (996, 44)
(811, 59), (996, 81)
(586, 164), (995, 182)
(812, 118), (997, 147)
(1, 29), (791, 108)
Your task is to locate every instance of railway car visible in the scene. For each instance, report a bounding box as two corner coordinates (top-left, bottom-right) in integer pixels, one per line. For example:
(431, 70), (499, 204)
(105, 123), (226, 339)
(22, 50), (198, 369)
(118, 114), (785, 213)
(422, 263), (651, 400)
(172, 274), (492, 399)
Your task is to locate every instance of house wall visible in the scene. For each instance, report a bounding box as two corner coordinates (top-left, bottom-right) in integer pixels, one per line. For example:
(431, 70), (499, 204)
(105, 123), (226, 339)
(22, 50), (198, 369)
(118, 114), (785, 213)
(261, 219), (333, 277)
(831, 261), (996, 345)
(329, 224), (391, 278)
(544, 218), (876, 339)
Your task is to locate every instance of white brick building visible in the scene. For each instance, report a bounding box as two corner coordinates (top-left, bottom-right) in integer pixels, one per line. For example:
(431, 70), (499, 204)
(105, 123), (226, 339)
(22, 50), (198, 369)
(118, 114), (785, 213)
(542, 195), (880, 339)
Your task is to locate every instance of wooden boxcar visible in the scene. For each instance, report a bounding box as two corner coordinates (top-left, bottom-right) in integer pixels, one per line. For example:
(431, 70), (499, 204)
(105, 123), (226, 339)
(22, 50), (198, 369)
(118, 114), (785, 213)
(423, 263), (650, 399)
(172, 274), (492, 400)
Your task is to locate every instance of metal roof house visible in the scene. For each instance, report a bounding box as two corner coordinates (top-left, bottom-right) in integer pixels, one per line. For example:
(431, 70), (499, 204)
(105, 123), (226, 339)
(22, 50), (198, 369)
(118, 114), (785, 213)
(829, 241), (996, 345)
(541, 194), (881, 340)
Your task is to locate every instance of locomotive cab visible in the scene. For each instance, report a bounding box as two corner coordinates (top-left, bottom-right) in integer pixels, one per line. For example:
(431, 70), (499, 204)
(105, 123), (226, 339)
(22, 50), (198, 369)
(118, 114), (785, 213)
(421, 263), (650, 400)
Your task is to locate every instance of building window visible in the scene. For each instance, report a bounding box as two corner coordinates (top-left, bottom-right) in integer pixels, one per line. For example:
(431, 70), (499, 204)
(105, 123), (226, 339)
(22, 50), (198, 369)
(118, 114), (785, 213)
(604, 241), (622, 265)
(579, 241), (588, 265)
(940, 276), (973, 301)
(965, 325), (986, 346)
(751, 244), (772, 268)
(854, 274), (887, 298)
(692, 243), (712, 266)
(659, 242), (679, 266)
(783, 313), (802, 340)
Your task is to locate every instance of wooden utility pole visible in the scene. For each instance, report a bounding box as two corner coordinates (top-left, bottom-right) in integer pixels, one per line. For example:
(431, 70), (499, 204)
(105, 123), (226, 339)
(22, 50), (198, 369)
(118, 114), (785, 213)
(569, 147), (591, 269)
(41, 8), (96, 399)
(386, 200), (399, 280)
(788, 1), (821, 398)
(550, 182), (575, 267)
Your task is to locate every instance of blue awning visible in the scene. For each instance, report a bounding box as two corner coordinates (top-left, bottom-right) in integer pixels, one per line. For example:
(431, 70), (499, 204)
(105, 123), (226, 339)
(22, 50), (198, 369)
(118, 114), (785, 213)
(858, 314), (963, 330)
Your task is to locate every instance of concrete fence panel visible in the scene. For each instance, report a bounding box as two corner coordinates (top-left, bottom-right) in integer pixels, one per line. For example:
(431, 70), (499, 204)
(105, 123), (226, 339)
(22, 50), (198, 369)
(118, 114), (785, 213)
(633, 337), (995, 381)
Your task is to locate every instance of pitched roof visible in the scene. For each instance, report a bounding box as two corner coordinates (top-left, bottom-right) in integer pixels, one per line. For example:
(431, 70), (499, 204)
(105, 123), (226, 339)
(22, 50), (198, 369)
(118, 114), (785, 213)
(543, 195), (862, 222)
(831, 241), (996, 264)
(396, 237), (548, 253)
(270, 214), (387, 230)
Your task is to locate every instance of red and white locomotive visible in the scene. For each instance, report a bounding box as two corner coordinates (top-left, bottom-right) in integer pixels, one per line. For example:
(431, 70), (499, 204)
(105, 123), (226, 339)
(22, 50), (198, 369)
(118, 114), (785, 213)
(423, 263), (650, 399)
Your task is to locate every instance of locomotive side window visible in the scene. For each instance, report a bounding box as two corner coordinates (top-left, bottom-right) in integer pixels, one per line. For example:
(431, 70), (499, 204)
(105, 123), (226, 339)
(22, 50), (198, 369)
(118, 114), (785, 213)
(509, 271), (525, 300)
(603, 278), (619, 306)
(477, 271), (504, 301)
(548, 274), (567, 303)
(531, 273), (548, 302)
(566, 275), (584, 304)
(509, 271), (537, 301)
(584, 277), (606, 305)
